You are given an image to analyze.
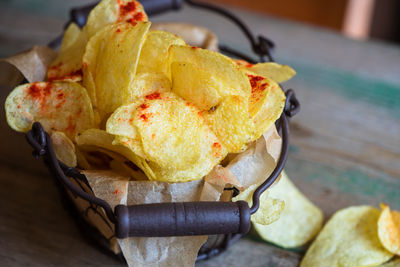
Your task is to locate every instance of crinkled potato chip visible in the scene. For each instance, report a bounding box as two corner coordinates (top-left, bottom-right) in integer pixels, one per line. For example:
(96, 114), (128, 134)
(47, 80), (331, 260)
(236, 60), (296, 83)
(169, 45), (251, 98)
(83, 21), (151, 116)
(47, 23), (87, 82)
(84, 0), (148, 39)
(204, 95), (255, 153)
(378, 204), (400, 255)
(233, 182), (285, 226)
(137, 30), (186, 75)
(107, 92), (227, 182)
(301, 206), (393, 267)
(253, 171), (323, 248)
(5, 82), (94, 139)
(50, 131), (77, 167)
(171, 61), (244, 111)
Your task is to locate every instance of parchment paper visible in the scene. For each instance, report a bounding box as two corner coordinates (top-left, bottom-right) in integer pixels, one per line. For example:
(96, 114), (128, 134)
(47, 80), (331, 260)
(83, 170), (226, 267)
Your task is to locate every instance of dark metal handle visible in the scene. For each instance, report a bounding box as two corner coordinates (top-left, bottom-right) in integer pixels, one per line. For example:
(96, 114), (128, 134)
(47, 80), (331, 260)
(115, 201), (250, 238)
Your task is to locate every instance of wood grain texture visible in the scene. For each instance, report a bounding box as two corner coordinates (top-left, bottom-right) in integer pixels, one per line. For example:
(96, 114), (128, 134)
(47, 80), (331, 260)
(0, 1), (399, 266)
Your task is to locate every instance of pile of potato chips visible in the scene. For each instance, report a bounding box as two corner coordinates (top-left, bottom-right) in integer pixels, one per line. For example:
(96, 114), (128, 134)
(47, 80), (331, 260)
(5, 0), (292, 184)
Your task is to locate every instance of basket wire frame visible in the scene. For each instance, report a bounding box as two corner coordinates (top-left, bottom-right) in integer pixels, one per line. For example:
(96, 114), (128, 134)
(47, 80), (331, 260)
(25, 0), (300, 262)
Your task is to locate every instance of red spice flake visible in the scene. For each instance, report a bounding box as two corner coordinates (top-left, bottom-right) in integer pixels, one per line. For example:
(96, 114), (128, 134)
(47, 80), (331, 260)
(56, 92), (64, 100)
(197, 111), (203, 117)
(191, 46), (200, 50)
(212, 142), (221, 149)
(128, 118), (133, 123)
(151, 133), (155, 139)
(118, 0), (137, 17)
(139, 103), (149, 110)
(145, 92), (161, 100)
(17, 104), (21, 109)
(27, 83), (53, 112)
(126, 18), (137, 26)
(82, 62), (88, 69)
(133, 12), (145, 21)
(139, 113), (152, 122)
(116, 28), (122, 33)
(113, 189), (121, 194)
(212, 142), (222, 157)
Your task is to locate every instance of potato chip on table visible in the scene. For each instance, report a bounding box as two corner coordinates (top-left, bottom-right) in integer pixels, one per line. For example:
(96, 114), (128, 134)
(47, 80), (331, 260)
(301, 206), (393, 267)
(378, 204), (400, 256)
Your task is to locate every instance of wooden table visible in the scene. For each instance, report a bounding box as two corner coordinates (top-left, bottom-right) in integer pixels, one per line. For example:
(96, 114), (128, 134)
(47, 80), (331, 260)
(1, 1), (399, 266)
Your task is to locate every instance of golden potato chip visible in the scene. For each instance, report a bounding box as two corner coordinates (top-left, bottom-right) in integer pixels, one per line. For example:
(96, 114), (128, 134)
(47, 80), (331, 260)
(107, 92), (227, 182)
(50, 131), (77, 167)
(236, 60), (296, 83)
(204, 95), (255, 153)
(84, 0), (148, 39)
(75, 147), (92, 169)
(137, 30), (186, 75)
(378, 204), (400, 255)
(247, 73), (286, 138)
(75, 128), (152, 179)
(5, 82), (94, 139)
(253, 171), (323, 248)
(301, 206), (393, 267)
(129, 72), (171, 100)
(47, 23), (87, 82)
(169, 45), (251, 98)
(171, 61), (244, 111)
(233, 182), (285, 225)
(82, 22), (151, 115)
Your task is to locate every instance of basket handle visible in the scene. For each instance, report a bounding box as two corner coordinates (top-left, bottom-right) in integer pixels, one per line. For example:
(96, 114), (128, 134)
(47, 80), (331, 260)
(115, 201), (250, 238)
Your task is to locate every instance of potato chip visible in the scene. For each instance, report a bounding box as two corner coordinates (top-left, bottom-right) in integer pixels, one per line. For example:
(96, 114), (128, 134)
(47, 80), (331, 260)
(233, 182), (285, 225)
(252, 171), (323, 248)
(82, 22), (151, 116)
(204, 95), (255, 153)
(137, 30), (186, 75)
(236, 60), (296, 83)
(107, 92), (227, 182)
(169, 45), (251, 98)
(246, 73), (285, 138)
(5, 82), (94, 139)
(50, 131), (77, 167)
(129, 72), (171, 100)
(378, 204), (400, 255)
(171, 61), (244, 111)
(75, 128), (152, 179)
(47, 23), (87, 82)
(301, 206), (393, 267)
(84, 0), (148, 39)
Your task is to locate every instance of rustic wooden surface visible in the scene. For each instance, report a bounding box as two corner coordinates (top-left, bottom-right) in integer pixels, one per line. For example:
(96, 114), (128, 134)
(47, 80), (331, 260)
(0, 1), (399, 266)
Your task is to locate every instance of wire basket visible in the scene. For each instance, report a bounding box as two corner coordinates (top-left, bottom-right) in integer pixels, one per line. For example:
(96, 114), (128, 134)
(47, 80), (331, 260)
(25, 0), (300, 263)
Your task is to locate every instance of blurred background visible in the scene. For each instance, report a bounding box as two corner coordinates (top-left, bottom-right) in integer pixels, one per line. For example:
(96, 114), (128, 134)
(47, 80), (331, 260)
(205, 0), (400, 44)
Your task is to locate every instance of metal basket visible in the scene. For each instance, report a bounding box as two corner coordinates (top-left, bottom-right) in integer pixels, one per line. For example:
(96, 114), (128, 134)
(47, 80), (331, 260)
(25, 0), (300, 263)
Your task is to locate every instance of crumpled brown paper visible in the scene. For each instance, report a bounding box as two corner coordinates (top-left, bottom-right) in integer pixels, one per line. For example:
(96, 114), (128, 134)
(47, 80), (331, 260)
(83, 170), (225, 267)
